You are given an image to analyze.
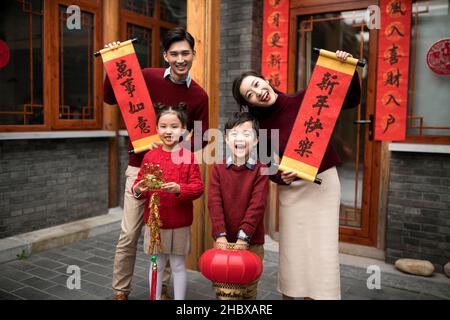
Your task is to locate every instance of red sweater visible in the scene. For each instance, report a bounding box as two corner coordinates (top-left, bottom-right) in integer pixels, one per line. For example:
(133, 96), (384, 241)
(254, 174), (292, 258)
(132, 146), (204, 229)
(250, 72), (361, 184)
(208, 161), (269, 245)
(104, 68), (209, 167)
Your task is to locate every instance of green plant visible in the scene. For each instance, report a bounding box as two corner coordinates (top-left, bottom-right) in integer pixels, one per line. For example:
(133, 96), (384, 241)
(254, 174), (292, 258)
(16, 249), (29, 260)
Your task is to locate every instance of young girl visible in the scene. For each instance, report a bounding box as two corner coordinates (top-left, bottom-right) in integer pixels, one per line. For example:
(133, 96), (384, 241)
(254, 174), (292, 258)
(132, 103), (204, 300)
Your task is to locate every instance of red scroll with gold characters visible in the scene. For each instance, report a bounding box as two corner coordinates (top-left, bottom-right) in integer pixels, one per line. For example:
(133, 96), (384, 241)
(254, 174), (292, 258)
(374, 0), (412, 141)
(261, 0), (289, 93)
(279, 49), (362, 184)
(97, 39), (160, 153)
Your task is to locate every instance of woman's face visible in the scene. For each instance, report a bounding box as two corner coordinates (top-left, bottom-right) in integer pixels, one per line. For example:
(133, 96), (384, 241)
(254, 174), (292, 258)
(239, 75), (278, 108)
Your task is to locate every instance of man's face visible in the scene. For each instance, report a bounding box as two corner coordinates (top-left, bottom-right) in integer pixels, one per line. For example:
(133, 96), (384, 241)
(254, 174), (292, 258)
(163, 40), (195, 81)
(225, 121), (258, 163)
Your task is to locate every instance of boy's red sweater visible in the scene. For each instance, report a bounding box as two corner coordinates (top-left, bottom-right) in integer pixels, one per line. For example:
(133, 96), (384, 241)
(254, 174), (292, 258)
(208, 161), (269, 245)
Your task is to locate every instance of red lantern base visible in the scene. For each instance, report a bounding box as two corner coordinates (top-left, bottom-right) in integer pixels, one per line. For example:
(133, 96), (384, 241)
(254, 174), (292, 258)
(213, 282), (244, 300)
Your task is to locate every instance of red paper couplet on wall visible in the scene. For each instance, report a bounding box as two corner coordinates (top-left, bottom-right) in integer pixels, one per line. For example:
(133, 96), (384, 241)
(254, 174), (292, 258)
(261, 0), (290, 93)
(374, 0), (412, 141)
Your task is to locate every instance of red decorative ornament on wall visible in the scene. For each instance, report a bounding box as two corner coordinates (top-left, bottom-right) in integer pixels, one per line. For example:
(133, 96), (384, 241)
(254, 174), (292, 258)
(426, 38), (450, 75)
(0, 40), (10, 69)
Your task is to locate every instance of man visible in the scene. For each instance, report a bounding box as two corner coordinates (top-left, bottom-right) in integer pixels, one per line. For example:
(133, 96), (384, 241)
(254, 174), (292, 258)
(104, 27), (209, 300)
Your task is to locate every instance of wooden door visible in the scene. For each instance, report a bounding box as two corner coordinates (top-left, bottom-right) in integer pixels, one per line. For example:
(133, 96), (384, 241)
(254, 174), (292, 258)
(288, 0), (381, 246)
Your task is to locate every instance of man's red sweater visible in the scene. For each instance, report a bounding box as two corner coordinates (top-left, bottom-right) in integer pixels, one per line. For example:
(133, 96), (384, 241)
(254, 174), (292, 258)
(208, 161), (269, 245)
(104, 68), (209, 167)
(132, 146), (204, 228)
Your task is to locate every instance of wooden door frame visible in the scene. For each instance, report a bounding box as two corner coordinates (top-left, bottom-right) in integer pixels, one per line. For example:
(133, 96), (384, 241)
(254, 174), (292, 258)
(186, 0), (221, 270)
(51, 0), (103, 130)
(288, 0), (381, 246)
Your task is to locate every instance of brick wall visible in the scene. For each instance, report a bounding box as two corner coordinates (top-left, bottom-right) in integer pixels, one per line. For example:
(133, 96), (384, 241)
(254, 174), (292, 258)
(219, 0), (263, 129)
(0, 138), (109, 239)
(386, 151), (450, 271)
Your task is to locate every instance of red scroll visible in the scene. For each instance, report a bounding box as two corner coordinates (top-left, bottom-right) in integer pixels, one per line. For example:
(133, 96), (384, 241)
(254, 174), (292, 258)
(98, 39), (160, 153)
(279, 49), (360, 184)
(374, 0), (412, 141)
(261, 0), (289, 93)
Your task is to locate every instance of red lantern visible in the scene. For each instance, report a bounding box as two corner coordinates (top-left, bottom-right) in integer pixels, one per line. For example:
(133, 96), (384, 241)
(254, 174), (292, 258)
(0, 40), (10, 69)
(199, 243), (263, 299)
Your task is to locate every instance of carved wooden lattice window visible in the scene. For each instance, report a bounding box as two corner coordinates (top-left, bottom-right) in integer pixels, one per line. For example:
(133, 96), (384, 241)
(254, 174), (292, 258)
(120, 0), (186, 69)
(58, 6), (94, 121)
(406, 0), (450, 142)
(127, 24), (152, 70)
(160, 0), (186, 26)
(54, 0), (101, 129)
(0, 0), (45, 129)
(0, 0), (102, 131)
(121, 0), (155, 17)
(118, 0), (186, 129)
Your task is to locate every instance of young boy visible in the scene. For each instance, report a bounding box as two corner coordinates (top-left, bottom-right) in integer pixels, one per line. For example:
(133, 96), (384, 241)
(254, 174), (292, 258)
(208, 112), (269, 300)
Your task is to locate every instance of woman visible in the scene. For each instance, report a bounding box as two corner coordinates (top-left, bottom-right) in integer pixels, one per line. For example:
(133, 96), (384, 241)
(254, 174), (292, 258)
(232, 51), (361, 300)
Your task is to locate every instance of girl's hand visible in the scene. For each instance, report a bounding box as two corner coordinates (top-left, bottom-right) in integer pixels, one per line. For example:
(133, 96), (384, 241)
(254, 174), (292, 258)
(281, 171), (297, 185)
(104, 41), (121, 50)
(134, 179), (149, 194)
(149, 141), (163, 150)
(336, 50), (353, 62)
(162, 182), (181, 194)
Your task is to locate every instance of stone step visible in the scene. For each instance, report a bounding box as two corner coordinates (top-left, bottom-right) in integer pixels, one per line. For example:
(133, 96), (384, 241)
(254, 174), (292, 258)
(0, 208), (123, 264)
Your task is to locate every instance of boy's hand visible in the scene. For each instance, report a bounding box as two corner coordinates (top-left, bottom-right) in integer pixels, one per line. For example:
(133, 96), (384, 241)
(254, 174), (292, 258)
(162, 182), (181, 194)
(336, 50), (353, 62)
(215, 237), (228, 248)
(235, 239), (249, 250)
(134, 179), (149, 194)
(281, 171), (297, 185)
(104, 41), (121, 50)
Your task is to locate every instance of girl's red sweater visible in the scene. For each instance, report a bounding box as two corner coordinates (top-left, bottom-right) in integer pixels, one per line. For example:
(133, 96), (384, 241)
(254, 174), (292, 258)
(132, 146), (204, 229)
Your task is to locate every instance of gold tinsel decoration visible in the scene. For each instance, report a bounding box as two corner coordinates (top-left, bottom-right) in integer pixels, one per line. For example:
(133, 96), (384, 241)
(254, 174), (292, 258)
(143, 163), (165, 255)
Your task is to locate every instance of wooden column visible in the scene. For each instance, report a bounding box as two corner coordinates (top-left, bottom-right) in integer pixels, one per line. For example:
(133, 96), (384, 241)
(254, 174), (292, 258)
(103, 0), (120, 208)
(186, 0), (221, 270)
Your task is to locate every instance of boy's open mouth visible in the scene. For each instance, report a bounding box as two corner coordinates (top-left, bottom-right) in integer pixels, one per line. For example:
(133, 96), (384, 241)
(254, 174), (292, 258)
(234, 142), (246, 150)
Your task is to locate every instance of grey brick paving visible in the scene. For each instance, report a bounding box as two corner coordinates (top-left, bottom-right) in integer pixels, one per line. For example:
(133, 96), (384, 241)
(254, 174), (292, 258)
(0, 229), (448, 300)
(21, 276), (58, 291)
(0, 289), (22, 300)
